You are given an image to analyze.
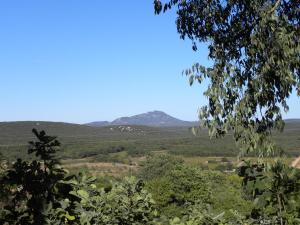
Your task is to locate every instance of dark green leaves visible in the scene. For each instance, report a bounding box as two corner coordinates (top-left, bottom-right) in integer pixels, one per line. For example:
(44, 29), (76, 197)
(155, 0), (300, 155)
(239, 160), (300, 224)
(0, 129), (68, 225)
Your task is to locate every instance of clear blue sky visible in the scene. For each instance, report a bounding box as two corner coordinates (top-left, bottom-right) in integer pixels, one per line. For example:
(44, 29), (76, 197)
(0, 1), (298, 123)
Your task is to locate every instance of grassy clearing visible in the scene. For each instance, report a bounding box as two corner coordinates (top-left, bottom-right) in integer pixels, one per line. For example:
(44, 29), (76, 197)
(60, 154), (296, 178)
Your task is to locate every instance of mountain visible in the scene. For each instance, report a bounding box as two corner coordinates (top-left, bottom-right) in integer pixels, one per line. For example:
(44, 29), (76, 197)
(85, 121), (110, 127)
(86, 111), (198, 127)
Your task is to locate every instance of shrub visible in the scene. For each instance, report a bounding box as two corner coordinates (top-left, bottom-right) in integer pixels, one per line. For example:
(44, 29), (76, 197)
(239, 160), (300, 224)
(146, 164), (218, 217)
(138, 154), (183, 180)
(68, 175), (158, 224)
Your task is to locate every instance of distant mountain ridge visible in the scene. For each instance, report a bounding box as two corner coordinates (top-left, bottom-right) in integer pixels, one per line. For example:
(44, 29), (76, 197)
(284, 119), (300, 123)
(85, 111), (198, 127)
(86, 121), (110, 127)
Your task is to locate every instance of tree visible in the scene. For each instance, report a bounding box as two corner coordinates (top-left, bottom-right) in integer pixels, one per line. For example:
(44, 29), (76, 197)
(0, 129), (69, 225)
(154, 0), (300, 155)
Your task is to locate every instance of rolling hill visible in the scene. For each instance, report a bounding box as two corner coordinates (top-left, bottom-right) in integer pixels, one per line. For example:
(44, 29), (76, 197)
(0, 121), (170, 145)
(0, 119), (300, 161)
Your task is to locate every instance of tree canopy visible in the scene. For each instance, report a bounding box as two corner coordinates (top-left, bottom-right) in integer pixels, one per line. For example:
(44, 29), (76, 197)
(154, 0), (300, 155)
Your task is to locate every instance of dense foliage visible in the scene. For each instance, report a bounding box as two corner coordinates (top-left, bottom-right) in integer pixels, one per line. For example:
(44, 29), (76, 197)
(154, 0), (300, 155)
(1, 130), (299, 224)
(239, 161), (300, 224)
(0, 129), (68, 224)
(141, 155), (251, 219)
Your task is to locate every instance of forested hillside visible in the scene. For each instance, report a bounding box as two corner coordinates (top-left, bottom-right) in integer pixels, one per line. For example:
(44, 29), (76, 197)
(1, 120), (300, 162)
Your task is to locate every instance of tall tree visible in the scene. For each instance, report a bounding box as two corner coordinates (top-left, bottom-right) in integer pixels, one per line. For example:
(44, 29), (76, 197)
(154, 0), (300, 155)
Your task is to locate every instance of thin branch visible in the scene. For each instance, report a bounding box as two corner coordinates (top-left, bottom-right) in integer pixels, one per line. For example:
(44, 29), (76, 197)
(269, 0), (281, 14)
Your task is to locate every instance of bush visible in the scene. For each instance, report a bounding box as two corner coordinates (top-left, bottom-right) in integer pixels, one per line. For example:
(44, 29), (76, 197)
(239, 160), (300, 224)
(67, 175), (158, 224)
(145, 164), (219, 217)
(138, 154), (183, 180)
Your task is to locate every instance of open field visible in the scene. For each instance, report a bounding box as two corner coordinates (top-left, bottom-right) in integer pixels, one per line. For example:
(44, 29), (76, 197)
(60, 153), (296, 178)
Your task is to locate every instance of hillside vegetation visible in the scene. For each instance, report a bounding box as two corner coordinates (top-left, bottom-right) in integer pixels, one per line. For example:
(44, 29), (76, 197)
(1, 130), (300, 224)
(1, 120), (300, 162)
